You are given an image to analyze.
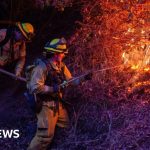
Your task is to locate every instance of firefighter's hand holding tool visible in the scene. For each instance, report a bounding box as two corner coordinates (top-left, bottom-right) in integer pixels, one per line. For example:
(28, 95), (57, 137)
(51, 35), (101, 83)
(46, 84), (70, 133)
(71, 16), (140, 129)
(53, 81), (68, 93)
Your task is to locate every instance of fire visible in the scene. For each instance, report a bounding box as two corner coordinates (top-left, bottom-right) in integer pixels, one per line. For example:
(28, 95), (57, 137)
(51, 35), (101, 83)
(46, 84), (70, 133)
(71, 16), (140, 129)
(127, 80), (150, 93)
(144, 67), (150, 72)
(131, 65), (139, 70)
(122, 43), (150, 71)
(134, 81), (150, 88)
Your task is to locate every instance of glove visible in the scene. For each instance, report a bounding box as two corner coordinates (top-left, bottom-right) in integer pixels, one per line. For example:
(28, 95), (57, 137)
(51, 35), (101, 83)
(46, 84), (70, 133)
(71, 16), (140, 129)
(15, 71), (21, 77)
(15, 67), (22, 77)
(84, 72), (93, 80)
(60, 81), (68, 89)
(15, 69), (22, 78)
(53, 81), (68, 93)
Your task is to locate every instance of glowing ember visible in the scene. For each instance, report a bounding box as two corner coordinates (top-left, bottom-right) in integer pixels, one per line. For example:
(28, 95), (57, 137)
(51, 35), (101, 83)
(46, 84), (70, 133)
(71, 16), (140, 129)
(134, 81), (150, 87)
(128, 80), (150, 93)
(144, 67), (150, 72)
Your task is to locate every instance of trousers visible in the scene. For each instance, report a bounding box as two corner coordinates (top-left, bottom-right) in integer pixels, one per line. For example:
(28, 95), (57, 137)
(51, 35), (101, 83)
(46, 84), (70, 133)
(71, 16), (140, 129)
(27, 101), (69, 150)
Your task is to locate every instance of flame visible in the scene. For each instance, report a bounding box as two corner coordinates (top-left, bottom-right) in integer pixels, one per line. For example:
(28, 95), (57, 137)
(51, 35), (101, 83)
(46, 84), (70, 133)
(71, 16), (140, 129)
(134, 81), (150, 87)
(131, 65), (139, 70)
(122, 44), (150, 71)
(144, 67), (150, 72)
(127, 80), (150, 93)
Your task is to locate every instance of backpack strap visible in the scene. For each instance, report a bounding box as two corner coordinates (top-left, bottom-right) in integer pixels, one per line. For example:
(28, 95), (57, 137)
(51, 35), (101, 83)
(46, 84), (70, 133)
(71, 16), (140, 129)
(41, 58), (54, 73)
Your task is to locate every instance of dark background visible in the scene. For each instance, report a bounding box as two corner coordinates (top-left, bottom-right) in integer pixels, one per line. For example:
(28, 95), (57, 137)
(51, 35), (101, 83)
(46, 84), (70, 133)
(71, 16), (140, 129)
(0, 1), (82, 149)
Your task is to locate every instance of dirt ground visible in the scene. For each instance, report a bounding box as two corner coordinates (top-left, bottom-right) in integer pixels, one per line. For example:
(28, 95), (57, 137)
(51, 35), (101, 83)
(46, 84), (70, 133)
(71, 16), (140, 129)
(0, 74), (36, 150)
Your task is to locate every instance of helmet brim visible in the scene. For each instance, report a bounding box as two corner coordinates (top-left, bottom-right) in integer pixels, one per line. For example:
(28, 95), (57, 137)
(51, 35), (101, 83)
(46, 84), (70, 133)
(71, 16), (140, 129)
(44, 47), (68, 54)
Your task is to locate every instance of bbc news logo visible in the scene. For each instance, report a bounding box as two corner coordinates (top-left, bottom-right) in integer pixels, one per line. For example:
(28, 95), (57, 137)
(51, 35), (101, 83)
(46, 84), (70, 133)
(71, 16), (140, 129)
(0, 130), (20, 138)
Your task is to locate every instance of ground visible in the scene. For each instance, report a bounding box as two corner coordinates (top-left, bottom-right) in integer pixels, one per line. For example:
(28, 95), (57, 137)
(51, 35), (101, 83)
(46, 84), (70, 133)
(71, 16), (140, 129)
(0, 74), (36, 150)
(0, 72), (150, 150)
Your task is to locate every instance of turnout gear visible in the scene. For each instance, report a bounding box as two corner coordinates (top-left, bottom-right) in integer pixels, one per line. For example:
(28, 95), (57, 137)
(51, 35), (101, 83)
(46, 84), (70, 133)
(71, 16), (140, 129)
(27, 58), (72, 95)
(0, 22), (34, 75)
(16, 22), (34, 41)
(44, 38), (68, 54)
(27, 58), (72, 150)
(0, 29), (26, 75)
(27, 59), (71, 103)
(27, 103), (69, 150)
(27, 38), (91, 150)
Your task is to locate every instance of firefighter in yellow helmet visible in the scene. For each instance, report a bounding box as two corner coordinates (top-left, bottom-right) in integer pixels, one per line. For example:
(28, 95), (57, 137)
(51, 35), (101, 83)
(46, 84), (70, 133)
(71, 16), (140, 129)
(27, 38), (92, 150)
(0, 22), (34, 76)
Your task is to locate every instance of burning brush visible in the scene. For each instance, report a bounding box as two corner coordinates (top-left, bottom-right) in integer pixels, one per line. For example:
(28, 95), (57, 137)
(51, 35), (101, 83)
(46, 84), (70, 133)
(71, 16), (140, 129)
(122, 43), (150, 93)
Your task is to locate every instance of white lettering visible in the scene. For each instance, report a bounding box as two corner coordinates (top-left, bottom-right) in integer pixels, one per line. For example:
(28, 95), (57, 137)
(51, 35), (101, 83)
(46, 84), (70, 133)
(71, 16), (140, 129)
(3, 130), (13, 138)
(0, 129), (20, 138)
(13, 130), (20, 138)
(0, 130), (2, 138)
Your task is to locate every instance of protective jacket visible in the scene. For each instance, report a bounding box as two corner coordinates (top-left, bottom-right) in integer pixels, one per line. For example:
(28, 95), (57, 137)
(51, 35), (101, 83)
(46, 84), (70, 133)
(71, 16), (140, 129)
(28, 59), (72, 106)
(0, 29), (26, 74)
(27, 58), (83, 150)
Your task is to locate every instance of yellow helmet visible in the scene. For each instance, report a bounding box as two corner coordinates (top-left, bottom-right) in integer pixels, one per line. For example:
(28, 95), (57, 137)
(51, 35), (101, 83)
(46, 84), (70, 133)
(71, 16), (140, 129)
(44, 38), (68, 54)
(16, 22), (34, 40)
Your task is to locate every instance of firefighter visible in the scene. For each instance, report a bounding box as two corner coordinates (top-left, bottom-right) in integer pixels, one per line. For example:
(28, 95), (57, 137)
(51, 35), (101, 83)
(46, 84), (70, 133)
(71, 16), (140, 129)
(27, 38), (92, 150)
(0, 22), (34, 76)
